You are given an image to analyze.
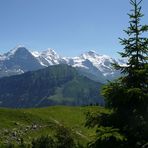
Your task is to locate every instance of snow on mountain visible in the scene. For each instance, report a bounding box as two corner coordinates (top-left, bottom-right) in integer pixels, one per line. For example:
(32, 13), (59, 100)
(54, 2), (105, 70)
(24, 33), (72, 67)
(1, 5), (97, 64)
(0, 46), (126, 83)
(72, 51), (116, 76)
(3, 45), (26, 60)
(61, 50), (121, 83)
(0, 46), (43, 77)
(117, 58), (128, 67)
(31, 51), (41, 58)
(31, 48), (62, 66)
(0, 54), (6, 61)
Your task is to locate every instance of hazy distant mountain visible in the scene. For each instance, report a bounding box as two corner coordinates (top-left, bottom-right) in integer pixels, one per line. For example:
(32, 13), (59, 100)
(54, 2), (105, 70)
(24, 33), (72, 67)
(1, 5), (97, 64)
(62, 51), (121, 83)
(0, 64), (104, 108)
(0, 46), (125, 83)
(32, 48), (63, 66)
(0, 46), (43, 77)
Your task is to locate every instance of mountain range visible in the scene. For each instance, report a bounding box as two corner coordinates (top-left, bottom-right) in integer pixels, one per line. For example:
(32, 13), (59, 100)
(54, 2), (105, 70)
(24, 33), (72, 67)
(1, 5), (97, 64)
(0, 64), (104, 108)
(0, 46), (126, 83)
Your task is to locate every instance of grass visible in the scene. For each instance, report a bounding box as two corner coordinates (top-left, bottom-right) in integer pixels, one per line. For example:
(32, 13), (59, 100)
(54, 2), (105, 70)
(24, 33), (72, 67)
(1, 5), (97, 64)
(0, 106), (102, 146)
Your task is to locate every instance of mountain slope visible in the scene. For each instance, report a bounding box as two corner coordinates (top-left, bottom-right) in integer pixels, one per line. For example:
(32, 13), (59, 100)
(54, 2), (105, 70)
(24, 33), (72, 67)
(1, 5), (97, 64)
(0, 64), (104, 108)
(0, 46), (43, 77)
(32, 48), (63, 66)
(63, 51), (121, 83)
(31, 49), (122, 83)
(0, 46), (125, 83)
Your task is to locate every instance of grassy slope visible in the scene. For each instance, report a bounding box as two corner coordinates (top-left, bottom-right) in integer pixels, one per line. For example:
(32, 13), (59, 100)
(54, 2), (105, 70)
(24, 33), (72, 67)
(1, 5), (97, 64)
(0, 106), (102, 146)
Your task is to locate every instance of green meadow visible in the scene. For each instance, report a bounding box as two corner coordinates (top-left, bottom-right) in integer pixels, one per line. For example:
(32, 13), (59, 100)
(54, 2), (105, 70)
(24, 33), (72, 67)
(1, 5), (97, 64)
(0, 106), (102, 146)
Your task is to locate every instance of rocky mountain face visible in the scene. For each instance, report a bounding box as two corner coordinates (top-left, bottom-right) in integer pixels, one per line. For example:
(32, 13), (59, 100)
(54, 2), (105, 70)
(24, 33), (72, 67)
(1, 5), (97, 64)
(0, 46), (43, 77)
(0, 46), (125, 83)
(62, 51), (122, 83)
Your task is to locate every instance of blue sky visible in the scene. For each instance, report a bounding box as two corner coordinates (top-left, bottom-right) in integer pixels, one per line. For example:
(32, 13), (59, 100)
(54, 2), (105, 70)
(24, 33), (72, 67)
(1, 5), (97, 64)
(0, 0), (148, 58)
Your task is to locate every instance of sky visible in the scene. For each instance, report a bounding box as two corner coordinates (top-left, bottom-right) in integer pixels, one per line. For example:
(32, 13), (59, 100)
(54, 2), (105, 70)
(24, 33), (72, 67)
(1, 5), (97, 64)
(0, 0), (148, 58)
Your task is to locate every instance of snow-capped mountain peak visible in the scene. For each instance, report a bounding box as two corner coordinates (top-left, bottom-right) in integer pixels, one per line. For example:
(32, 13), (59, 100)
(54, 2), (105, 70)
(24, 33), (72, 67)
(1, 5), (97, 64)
(31, 48), (61, 66)
(0, 46), (43, 77)
(42, 48), (57, 56)
(31, 51), (41, 58)
(60, 51), (121, 83)
(9, 45), (26, 53)
(41, 48), (60, 60)
(0, 46), (126, 83)
(5, 46), (29, 59)
(80, 50), (98, 59)
(79, 50), (115, 66)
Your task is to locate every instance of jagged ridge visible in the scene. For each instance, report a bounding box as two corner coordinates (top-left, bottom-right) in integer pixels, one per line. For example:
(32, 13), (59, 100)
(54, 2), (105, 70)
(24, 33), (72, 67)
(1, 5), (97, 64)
(0, 46), (125, 83)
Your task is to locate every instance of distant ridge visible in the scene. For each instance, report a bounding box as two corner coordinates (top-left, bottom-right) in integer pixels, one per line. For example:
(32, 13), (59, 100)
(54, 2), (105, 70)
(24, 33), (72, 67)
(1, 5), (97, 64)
(0, 46), (126, 83)
(0, 64), (104, 108)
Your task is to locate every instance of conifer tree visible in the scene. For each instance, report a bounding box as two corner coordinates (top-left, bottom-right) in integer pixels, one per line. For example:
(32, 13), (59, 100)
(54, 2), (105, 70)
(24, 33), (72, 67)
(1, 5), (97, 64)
(117, 0), (148, 89)
(86, 0), (148, 147)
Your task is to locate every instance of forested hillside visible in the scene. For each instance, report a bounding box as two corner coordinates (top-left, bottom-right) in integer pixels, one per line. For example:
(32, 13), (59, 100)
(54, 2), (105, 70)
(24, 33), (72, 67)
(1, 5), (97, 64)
(0, 64), (104, 108)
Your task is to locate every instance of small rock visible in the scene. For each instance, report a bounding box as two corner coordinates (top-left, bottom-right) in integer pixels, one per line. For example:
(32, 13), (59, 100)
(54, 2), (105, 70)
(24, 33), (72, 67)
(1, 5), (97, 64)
(14, 122), (19, 125)
(32, 124), (37, 129)
(12, 131), (17, 137)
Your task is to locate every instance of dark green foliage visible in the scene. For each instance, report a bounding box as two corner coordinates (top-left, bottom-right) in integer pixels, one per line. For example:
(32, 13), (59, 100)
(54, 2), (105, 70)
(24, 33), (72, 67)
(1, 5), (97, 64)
(86, 0), (148, 147)
(0, 64), (104, 108)
(31, 125), (80, 148)
(5, 140), (30, 148)
(6, 143), (15, 148)
(32, 135), (55, 148)
(88, 127), (126, 148)
(85, 108), (126, 148)
(63, 77), (104, 105)
(55, 125), (77, 148)
(4, 126), (80, 148)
